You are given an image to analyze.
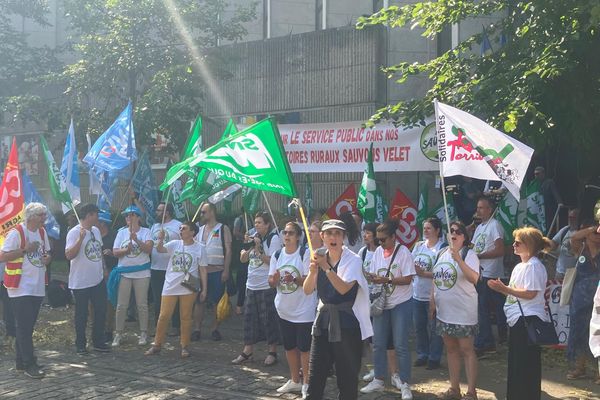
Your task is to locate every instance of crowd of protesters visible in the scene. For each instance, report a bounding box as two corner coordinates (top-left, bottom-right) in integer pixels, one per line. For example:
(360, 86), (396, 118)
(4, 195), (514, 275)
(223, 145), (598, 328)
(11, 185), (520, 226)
(1, 172), (599, 400)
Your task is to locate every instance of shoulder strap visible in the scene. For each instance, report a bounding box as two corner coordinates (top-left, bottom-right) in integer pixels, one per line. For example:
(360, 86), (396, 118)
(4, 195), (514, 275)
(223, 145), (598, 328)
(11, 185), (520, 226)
(361, 247), (367, 263)
(299, 245), (307, 261)
(265, 231), (276, 248)
(274, 248), (282, 261)
(434, 246), (450, 264)
(559, 226), (569, 244)
(461, 246), (469, 260)
(384, 244), (402, 277)
(15, 224), (26, 249)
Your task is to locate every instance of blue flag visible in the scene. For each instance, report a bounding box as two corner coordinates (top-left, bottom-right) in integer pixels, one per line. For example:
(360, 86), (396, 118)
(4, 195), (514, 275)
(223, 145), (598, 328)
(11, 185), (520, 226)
(83, 102), (137, 178)
(481, 26), (493, 56)
(22, 171), (60, 239)
(131, 150), (158, 226)
(60, 119), (81, 213)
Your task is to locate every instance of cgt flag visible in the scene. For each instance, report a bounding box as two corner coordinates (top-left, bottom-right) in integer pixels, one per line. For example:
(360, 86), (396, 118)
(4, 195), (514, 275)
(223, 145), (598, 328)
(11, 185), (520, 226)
(323, 184), (357, 220)
(0, 138), (24, 247)
(435, 100), (534, 200)
(162, 118), (297, 198)
(389, 189), (419, 248)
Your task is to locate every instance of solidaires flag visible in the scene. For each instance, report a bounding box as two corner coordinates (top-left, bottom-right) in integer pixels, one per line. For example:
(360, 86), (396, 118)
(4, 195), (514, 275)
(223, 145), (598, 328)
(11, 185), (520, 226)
(434, 100), (534, 200)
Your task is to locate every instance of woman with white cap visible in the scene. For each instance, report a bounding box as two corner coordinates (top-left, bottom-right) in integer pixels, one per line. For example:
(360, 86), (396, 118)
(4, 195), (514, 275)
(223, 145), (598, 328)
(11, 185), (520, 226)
(108, 205), (153, 347)
(303, 219), (373, 400)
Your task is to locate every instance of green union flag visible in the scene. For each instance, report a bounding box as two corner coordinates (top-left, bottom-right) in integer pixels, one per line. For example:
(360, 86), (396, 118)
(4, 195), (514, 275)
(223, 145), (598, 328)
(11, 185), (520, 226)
(357, 143), (387, 223)
(40, 135), (73, 207)
(523, 179), (546, 232)
(416, 184), (428, 232)
(162, 118), (297, 198)
(495, 192), (519, 243)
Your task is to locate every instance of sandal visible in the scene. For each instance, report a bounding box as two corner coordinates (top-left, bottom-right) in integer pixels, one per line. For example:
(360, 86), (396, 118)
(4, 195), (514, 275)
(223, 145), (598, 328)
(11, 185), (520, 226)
(441, 387), (461, 400)
(231, 352), (253, 364)
(566, 367), (587, 380)
(181, 348), (190, 358)
(264, 352), (278, 366)
(144, 346), (161, 356)
(461, 392), (478, 400)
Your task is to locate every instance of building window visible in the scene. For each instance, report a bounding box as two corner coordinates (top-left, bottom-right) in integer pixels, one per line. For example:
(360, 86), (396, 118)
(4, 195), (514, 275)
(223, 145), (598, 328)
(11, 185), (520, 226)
(437, 24), (452, 56)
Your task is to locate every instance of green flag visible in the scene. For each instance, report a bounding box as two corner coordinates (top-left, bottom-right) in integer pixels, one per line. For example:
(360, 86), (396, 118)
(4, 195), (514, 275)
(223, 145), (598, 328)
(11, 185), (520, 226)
(242, 186), (260, 215)
(523, 179), (546, 232)
(430, 192), (457, 228)
(304, 174), (313, 216)
(162, 118), (297, 198)
(416, 184), (429, 233)
(40, 135), (73, 207)
(357, 143), (387, 223)
(182, 115), (202, 160)
(495, 192), (519, 243)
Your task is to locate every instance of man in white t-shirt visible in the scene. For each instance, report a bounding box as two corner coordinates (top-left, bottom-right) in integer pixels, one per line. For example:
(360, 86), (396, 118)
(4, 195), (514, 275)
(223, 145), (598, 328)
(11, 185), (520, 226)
(550, 208), (579, 280)
(65, 204), (109, 355)
(469, 196), (507, 355)
(149, 202), (181, 331)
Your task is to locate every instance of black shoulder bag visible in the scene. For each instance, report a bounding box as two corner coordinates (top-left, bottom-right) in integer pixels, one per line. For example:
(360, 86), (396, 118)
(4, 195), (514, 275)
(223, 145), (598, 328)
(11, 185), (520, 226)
(516, 298), (558, 346)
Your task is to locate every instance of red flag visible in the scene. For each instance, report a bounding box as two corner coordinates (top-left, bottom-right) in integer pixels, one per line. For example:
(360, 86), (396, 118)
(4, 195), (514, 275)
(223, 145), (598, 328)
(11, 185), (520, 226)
(388, 189), (418, 248)
(0, 138), (25, 246)
(323, 184), (357, 220)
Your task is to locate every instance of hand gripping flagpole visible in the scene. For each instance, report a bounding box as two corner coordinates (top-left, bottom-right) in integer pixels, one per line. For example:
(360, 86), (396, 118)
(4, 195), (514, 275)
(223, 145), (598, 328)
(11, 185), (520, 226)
(434, 99), (453, 248)
(290, 198), (314, 258)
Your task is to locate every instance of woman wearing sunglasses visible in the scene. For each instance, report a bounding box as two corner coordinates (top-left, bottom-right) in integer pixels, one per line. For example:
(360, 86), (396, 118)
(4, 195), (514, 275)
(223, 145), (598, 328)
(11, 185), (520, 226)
(430, 221), (480, 400)
(268, 222), (317, 398)
(488, 227), (552, 400)
(144, 221), (208, 358)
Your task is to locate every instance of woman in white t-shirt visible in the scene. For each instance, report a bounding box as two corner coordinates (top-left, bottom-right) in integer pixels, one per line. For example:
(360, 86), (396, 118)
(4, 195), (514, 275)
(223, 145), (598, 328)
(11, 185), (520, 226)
(267, 222), (317, 397)
(233, 212), (282, 366)
(361, 220), (415, 400)
(145, 221), (208, 358)
(412, 217), (446, 370)
(488, 227), (551, 400)
(110, 206), (153, 347)
(431, 221), (480, 400)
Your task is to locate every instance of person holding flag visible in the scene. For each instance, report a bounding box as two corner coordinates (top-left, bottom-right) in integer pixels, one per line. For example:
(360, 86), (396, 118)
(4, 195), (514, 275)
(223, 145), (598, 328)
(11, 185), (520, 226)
(109, 205), (153, 347)
(0, 203), (52, 379)
(65, 203), (110, 355)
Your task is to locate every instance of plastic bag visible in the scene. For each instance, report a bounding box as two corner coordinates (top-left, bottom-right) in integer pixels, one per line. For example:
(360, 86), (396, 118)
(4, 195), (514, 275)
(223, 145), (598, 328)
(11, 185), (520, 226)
(216, 292), (232, 322)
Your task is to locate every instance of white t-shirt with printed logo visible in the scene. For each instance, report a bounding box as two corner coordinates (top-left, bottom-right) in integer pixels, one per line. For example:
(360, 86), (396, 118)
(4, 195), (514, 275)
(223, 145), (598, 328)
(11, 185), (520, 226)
(150, 220), (182, 271)
(246, 231), (282, 291)
(433, 249), (480, 325)
(269, 247), (317, 323)
(66, 225), (104, 289)
(114, 227), (152, 279)
(369, 244), (415, 309)
(162, 240), (208, 296)
(472, 218), (505, 278)
(2, 225), (50, 298)
(504, 257), (549, 327)
(412, 240), (446, 301)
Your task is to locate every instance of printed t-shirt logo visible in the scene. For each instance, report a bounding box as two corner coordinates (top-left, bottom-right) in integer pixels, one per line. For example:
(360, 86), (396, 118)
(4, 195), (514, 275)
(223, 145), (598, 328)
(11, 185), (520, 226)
(277, 264), (301, 294)
(415, 253), (433, 272)
(171, 251), (193, 272)
(432, 262), (458, 291)
(85, 238), (103, 262)
(249, 252), (263, 269)
(505, 281), (518, 305)
(27, 246), (43, 268)
(377, 264), (399, 295)
(152, 228), (170, 247)
(121, 239), (141, 258)
(474, 233), (487, 254)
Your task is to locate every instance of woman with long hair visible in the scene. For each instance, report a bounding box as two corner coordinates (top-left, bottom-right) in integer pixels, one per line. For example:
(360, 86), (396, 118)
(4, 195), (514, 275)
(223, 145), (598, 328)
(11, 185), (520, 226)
(431, 221), (480, 400)
(488, 227), (552, 399)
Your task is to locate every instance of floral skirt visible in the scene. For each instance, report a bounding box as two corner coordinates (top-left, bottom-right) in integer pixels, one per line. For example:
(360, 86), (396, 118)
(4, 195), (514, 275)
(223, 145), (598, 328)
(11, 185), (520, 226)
(435, 320), (478, 338)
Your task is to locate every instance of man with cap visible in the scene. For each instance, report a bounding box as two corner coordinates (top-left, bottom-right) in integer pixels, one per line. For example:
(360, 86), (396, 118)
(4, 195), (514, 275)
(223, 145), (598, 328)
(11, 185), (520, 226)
(149, 202), (182, 333)
(65, 203), (110, 354)
(96, 209), (118, 342)
(303, 219), (373, 400)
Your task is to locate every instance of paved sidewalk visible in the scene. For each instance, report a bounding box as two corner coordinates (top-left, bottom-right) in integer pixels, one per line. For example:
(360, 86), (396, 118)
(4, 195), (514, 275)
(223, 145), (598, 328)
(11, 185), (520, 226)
(0, 302), (599, 399)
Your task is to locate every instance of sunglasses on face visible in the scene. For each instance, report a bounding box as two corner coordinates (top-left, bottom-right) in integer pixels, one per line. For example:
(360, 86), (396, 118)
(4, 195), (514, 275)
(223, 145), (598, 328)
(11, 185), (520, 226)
(282, 230), (296, 236)
(513, 240), (522, 247)
(450, 228), (464, 235)
(376, 236), (390, 242)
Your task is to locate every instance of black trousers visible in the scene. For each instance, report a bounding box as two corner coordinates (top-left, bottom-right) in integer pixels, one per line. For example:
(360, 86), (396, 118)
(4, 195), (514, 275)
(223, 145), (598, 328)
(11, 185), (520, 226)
(306, 328), (363, 400)
(1, 284), (16, 337)
(236, 263), (248, 308)
(150, 269), (179, 328)
(507, 317), (541, 400)
(72, 280), (107, 349)
(10, 296), (43, 369)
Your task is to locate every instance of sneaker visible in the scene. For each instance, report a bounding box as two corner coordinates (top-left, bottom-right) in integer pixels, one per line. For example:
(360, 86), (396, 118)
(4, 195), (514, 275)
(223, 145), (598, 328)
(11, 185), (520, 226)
(76, 347), (89, 355)
(93, 344), (111, 353)
(24, 366), (45, 379)
(301, 383), (309, 399)
(391, 373), (403, 390)
(211, 329), (222, 341)
(360, 378), (385, 393)
(400, 382), (413, 400)
(276, 379), (302, 393)
(111, 333), (122, 347)
(362, 368), (375, 382)
(138, 332), (148, 346)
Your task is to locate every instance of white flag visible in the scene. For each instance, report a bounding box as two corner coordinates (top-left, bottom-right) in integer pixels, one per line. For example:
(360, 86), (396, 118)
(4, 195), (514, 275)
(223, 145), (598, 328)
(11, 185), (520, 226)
(60, 119), (81, 213)
(208, 184), (242, 204)
(434, 100), (534, 199)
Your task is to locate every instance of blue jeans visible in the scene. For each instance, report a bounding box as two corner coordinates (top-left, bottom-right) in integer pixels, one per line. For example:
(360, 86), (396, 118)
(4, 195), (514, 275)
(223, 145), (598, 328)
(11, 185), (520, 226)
(413, 298), (443, 362)
(475, 277), (507, 349)
(373, 299), (412, 382)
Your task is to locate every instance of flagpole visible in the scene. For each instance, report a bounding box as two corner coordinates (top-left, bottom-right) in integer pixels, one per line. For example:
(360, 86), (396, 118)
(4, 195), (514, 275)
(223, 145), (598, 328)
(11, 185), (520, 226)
(192, 202), (203, 222)
(434, 99), (453, 245)
(261, 191), (280, 235)
(162, 186), (172, 225)
(244, 211), (249, 233)
(293, 198), (314, 258)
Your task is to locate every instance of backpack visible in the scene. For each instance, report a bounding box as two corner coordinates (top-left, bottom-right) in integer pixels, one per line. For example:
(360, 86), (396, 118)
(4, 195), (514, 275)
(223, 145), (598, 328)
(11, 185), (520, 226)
(360, 247), (368, 263)
(264, 230), (278, 249)
(273, 246), (307, 262)
(47, 279), (72, 308)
